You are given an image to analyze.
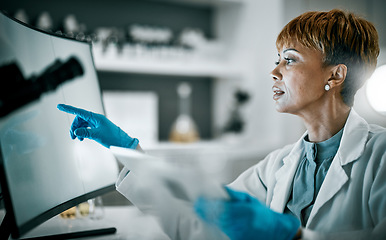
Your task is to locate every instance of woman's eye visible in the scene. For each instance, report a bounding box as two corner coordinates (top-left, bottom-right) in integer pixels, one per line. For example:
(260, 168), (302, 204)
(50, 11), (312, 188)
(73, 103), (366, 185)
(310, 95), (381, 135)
(275, 57), (295, 66)
(284, 57), (294, 64)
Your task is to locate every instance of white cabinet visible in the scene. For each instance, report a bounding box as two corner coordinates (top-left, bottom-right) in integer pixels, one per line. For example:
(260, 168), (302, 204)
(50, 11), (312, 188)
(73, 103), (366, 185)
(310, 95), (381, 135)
(92, 0), (253, 146)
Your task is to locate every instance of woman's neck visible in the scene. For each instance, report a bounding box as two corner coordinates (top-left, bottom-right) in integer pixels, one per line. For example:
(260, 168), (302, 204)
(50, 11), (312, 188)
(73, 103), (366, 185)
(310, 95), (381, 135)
(300, 102), (351, 143)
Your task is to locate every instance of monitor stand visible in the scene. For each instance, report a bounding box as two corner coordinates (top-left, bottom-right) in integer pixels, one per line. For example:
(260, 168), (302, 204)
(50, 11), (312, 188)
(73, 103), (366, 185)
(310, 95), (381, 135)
(0, 212), (11, 240)
(20, 227), (117, 240)
(0, 212), (116, 240)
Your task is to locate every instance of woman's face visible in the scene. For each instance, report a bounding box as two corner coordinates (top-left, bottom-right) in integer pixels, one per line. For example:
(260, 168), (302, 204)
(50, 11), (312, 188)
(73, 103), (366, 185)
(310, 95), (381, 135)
(270, 41), (332, 116)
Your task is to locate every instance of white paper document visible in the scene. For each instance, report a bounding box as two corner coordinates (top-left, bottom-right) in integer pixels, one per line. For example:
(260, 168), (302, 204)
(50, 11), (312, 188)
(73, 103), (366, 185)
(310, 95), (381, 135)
(110, 146), (229, 202)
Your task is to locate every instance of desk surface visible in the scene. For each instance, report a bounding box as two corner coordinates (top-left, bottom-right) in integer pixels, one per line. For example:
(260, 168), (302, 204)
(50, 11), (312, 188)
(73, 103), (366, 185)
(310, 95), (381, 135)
(2, 206), (170, 240)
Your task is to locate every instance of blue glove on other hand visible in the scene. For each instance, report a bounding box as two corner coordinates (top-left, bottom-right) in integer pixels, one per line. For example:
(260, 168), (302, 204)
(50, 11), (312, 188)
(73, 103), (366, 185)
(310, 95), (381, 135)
(57, 104), (139, 149)
(194, 186), (300, 240)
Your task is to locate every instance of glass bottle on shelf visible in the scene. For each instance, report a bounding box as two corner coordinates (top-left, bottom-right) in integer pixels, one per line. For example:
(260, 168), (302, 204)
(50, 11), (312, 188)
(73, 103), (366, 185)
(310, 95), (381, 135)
(169, 82), (200, 143)
(88, 196), (105, 220)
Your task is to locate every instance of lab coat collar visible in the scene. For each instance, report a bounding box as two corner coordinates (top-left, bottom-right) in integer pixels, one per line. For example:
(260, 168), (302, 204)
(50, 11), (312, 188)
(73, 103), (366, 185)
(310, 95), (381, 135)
(336, 109), (369, 166)
(271, 134), (306, 212)
(270, 109), (369, 214)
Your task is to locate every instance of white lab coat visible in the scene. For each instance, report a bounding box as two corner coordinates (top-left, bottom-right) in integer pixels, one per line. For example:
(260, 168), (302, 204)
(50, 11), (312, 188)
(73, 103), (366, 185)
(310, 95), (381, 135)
(116, 109), (386, 239)
(229, 109), (386, 239)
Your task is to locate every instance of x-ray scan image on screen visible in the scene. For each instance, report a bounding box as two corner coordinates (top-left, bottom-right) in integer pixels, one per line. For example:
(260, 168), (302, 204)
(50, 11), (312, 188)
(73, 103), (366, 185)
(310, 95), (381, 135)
(0, 10), (118, 239)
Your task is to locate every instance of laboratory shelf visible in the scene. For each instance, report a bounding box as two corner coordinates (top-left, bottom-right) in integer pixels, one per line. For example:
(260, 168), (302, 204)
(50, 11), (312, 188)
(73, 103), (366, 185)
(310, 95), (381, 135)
(93, 55), (241, 78)
(148, 0), (244, 7)
(143, 140), (267, 159)
(145, 140), (225, 151)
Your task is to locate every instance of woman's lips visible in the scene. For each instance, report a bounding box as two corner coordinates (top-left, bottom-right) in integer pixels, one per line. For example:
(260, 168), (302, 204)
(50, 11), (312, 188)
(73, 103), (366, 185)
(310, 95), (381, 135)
(272, 86), (285, 100)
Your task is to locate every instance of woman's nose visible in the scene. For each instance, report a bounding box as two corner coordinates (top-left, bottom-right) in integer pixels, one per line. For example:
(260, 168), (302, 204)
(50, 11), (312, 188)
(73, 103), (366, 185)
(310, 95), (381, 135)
(270, 66), (282, 81)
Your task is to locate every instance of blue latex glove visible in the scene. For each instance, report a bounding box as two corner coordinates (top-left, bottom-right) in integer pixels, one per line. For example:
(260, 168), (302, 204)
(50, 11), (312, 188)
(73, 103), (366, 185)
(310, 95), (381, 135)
(57, 104), (138, 149)
(194, 186), (300, 240)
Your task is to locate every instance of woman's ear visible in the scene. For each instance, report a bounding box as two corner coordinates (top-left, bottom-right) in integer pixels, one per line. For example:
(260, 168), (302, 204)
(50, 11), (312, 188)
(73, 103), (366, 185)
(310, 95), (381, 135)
(328, 64), (347, 88)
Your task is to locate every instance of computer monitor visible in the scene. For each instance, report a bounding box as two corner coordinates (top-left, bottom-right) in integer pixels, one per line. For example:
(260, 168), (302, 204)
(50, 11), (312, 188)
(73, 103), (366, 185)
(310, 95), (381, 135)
(0, 10), (119, 239)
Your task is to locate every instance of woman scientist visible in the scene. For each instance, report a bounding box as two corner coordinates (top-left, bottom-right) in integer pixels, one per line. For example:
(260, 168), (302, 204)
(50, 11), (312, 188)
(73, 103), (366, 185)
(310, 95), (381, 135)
(58, 8), (386, 240)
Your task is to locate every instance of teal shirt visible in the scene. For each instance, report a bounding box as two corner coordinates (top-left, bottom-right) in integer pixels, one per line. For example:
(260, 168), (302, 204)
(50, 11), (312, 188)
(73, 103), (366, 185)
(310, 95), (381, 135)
(285, 128), (344, 226)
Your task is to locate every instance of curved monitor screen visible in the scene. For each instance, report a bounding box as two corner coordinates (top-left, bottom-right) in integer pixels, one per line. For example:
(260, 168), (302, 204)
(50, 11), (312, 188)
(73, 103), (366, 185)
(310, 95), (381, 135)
(0, 11), (119, 238)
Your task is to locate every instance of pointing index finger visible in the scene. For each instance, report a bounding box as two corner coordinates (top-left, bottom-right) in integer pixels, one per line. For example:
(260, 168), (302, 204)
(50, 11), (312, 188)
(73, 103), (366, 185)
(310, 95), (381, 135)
(57, 104), (92, 121)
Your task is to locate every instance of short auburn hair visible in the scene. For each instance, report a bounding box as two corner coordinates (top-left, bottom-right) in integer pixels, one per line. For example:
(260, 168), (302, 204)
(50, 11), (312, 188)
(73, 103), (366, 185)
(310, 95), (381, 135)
(276, 9), (379, 106)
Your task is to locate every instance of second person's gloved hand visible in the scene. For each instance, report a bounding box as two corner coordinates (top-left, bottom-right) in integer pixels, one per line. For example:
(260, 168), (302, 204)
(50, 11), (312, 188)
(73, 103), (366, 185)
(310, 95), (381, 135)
(194, 186), (300, 240)
(57, 104), (138, 149)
